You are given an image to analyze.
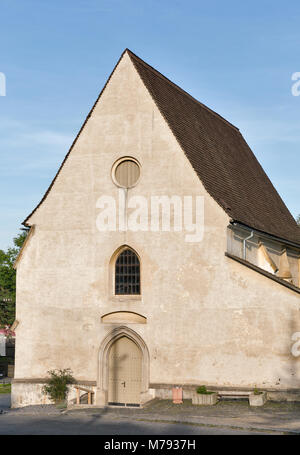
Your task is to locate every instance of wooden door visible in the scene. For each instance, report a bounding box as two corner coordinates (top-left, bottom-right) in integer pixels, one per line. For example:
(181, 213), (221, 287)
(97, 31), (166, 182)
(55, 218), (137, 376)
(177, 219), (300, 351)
(108, 336), (142, 405)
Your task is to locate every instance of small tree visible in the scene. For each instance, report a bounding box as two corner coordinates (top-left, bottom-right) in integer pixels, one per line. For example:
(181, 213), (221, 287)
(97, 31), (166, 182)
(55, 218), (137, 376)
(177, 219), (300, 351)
(0, 229), (29, 327)
(296, 214), (300, 226)
(42, 369), (74, 404)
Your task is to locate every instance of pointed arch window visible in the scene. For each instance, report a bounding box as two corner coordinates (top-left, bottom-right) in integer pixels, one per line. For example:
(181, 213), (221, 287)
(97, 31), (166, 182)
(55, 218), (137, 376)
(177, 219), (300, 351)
(115, 248), (140, 295)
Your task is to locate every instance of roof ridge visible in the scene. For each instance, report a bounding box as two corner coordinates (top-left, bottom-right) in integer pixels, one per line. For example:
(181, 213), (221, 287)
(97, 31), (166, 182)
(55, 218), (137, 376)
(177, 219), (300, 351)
(125, 48), (239, 132)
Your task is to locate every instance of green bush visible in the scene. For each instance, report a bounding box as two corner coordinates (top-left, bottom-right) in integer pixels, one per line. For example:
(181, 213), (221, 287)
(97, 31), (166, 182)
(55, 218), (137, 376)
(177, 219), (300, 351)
(253, 386), (262, 395)
(42, 369), (74, 404)
(196, 385), (213, 395)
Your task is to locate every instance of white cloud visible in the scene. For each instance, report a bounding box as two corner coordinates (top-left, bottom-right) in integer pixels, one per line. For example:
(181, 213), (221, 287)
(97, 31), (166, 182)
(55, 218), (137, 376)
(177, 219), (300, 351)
(0, 123), (73, 149)
(0, 117), (74, 176)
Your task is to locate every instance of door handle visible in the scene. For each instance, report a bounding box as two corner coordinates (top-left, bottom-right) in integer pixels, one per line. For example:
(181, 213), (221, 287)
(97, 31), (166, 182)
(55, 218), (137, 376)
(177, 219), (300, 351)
(121, 381), (126, 388)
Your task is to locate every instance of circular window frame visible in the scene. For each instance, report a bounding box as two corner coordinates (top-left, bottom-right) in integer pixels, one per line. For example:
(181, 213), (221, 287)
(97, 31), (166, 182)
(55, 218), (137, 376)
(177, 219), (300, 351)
(111, 156), (141, 189)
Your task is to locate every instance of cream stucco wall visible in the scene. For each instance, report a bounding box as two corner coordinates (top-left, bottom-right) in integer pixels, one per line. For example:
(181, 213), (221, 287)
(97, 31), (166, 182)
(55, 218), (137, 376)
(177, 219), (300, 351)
(13, 52), (300, 406)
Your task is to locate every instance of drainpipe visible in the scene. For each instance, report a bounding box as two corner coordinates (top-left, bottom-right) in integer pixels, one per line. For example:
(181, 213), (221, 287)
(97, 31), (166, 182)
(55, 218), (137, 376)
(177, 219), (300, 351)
(243, 231), (254, 260)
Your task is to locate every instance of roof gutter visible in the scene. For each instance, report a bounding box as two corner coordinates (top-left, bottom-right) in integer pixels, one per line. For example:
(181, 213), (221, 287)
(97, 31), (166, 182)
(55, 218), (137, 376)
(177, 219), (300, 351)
(230, 221), (300, 251)
(243, 230), (254, 260)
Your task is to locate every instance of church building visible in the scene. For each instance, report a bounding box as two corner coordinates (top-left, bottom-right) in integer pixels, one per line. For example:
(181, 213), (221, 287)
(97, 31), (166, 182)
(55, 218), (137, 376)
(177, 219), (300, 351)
(12, 50), (300, 407)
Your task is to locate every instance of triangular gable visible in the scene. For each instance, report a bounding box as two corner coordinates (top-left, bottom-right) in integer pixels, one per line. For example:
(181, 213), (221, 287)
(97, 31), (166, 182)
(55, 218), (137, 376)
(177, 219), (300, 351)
(23, 49), (300, 247)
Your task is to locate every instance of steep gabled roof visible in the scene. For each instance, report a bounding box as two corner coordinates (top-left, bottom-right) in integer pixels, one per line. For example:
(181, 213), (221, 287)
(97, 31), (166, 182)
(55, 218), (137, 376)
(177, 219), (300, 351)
(127, 50), (300, 246)
(24, 49), (300, 246)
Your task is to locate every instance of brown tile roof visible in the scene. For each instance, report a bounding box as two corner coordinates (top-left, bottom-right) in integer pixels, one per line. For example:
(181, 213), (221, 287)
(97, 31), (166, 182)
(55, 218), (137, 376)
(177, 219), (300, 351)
(24, 49), (300, 246)
(127, 50), (300, 246)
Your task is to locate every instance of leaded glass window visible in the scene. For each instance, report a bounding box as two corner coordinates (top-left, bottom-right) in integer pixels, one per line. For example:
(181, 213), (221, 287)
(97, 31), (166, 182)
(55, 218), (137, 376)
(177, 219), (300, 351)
(115, 249), (140, 295)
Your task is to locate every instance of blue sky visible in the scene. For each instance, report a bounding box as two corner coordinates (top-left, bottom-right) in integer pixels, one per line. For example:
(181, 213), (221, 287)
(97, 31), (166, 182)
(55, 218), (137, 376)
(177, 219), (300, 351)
(0, 0), (300, 250)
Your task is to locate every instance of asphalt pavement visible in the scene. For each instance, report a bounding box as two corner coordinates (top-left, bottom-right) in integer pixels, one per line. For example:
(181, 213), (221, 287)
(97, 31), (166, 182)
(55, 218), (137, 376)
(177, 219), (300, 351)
(0, 394), (284, 435)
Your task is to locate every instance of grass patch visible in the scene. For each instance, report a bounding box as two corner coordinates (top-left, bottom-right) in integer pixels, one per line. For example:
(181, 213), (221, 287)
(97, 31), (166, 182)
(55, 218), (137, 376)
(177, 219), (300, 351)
(0, 383), (11, 394)
(196, 385), (214, 395)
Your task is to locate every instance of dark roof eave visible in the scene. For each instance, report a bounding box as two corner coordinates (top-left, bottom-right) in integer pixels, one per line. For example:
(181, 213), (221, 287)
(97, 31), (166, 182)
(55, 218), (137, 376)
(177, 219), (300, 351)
(230, 220), (300, 250)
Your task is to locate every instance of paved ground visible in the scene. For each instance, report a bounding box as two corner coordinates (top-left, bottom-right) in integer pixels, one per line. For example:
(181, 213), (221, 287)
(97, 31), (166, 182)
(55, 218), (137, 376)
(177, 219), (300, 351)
(1, 394), (299, 435)
(0, 413), (272, 435)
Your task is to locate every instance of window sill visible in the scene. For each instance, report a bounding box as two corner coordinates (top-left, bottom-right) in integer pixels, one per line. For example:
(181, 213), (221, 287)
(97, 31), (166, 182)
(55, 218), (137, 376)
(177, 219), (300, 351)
(110, 295), (142, 302)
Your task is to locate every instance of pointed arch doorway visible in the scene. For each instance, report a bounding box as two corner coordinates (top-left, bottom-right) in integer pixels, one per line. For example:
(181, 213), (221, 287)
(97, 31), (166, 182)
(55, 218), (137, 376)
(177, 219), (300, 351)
(97, 326), (150, 407)
(108, 336), (142, 405)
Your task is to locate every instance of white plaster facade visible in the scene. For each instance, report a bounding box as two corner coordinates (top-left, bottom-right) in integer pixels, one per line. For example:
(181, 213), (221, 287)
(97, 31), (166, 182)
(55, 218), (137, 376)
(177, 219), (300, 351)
(12, 51), (300, 407)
